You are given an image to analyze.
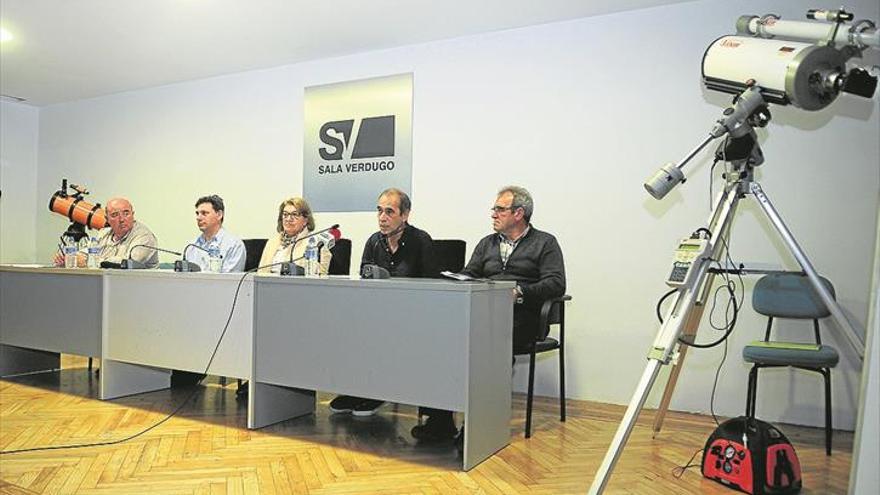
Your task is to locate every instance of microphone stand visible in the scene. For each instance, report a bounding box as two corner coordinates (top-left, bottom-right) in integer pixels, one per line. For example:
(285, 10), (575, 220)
(176, 243), (213, 272)
(123, 244), (182, 269)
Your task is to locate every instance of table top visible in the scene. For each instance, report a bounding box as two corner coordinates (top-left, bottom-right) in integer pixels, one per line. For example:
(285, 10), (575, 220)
(1, 265), (514, 293)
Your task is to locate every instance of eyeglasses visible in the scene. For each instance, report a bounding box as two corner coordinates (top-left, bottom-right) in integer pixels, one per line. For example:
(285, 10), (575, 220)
(108, 210), (133, 219)
(376, 206), (398, 217)
(490, 205), (518, 214)
(281, 211), (303, 219)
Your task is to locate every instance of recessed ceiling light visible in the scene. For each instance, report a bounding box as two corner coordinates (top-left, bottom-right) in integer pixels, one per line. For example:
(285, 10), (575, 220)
(0, 27), (13, 43)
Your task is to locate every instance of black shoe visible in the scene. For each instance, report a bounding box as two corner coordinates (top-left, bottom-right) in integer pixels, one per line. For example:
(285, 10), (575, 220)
(329, 395), (362, 414)
(411, 414), (458, 442)
(235, 381), (249, 400)
(455, 427), (464, 453)
(352, 399), (385, 417)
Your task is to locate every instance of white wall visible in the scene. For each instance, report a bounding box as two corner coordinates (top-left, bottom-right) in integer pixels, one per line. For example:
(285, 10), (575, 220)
(32, 0), (880, 430)
(0, 100), (39, 263)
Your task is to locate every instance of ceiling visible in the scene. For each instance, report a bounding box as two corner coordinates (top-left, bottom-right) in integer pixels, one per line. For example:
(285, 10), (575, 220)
(0, 0), (688, 106)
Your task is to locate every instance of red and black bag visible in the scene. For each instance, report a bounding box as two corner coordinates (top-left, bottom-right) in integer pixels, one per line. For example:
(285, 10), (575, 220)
(701, 416), (801, 494)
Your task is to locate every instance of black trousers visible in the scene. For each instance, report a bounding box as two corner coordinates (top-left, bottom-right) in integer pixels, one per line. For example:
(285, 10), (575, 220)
(512, 305), (540, 352)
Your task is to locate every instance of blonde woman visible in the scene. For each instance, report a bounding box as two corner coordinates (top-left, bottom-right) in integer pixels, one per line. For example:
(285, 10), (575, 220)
(258, 197), (331, 274)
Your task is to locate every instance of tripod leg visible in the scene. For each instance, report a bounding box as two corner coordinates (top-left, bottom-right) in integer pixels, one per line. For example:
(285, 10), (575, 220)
(750, 183), (865, 359)
(590, 184), (741, 493)
(652, 308), (705, 437)
(588, 359), (664, 494)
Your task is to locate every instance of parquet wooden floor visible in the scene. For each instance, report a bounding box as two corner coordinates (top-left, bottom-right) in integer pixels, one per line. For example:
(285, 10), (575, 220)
(0, 356), (853, 494)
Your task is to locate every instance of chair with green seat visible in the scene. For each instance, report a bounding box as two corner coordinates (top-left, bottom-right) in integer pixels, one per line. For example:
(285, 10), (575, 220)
(743, 272), (838, 455)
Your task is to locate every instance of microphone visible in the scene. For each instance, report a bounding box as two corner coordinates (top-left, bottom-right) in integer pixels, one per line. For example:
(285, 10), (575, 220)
(175, 243), (212, 272)
(287, 224), (341, 262)
(120, 259), (147, 270)
(279, 255), (307, 276)
(281, 224), (341, 276)
(360, 264), (391, 279)
(119, 244), (181, 270)
(314, 228), (341, 250)
(92, 244), (166, 269)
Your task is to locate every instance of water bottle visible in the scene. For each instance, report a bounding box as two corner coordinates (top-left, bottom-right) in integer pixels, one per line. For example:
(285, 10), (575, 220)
(86, 236), (100, 268)
(63, 235), (78, 269)
(208, 247), (222, 273)
(305, 237), (318, 277)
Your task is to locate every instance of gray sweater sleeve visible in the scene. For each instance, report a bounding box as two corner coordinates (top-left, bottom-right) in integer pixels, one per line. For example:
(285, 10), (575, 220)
(519, 234), (566, 304)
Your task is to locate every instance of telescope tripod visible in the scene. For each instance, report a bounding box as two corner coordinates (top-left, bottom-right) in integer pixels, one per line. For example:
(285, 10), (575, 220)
(587, 169), (866, 494)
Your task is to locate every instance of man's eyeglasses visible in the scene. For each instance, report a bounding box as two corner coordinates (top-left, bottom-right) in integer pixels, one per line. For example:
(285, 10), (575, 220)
(490, 205), (518, 214)
(281, 211), (303, 219)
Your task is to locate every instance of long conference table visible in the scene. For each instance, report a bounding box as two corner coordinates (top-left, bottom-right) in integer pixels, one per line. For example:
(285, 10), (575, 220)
(0, 265), (514, 470)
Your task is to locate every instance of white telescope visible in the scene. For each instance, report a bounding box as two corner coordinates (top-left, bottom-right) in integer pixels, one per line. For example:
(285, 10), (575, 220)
(738, 10), (878, 49)
(644, 8), (877, 200)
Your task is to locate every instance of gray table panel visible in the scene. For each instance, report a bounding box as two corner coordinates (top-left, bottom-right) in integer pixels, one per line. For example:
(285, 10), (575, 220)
(463, 289), (513, 467)
(255, 279), (471, 410)
(104, 271), (253, 379)
(0, 267), (102, 357)
(253, 276), (514, 471)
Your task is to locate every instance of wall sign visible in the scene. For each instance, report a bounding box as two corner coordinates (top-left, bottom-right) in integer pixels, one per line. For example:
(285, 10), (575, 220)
(303, 73), (413, 212)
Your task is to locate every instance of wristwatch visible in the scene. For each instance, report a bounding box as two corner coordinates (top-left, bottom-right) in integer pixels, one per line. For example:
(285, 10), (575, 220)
(514, 285), (524, 304)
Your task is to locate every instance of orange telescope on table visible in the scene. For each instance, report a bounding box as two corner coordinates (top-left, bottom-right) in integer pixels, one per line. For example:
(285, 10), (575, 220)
(48, 186), (108, 230)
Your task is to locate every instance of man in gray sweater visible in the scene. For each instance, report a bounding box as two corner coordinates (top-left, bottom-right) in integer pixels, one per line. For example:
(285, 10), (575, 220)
(411, 185), (566, 443)
(462, 185), (566, 349)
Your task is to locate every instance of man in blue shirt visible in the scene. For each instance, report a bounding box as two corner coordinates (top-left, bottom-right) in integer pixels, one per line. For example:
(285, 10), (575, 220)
(171, 195), (245, 388)
(188, 195), (245, 272)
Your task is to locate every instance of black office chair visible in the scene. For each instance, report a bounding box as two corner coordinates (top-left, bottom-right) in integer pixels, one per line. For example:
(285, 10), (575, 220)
(513, 295), (571, 438)
(242, 238), (268, 271)
(743, 273), (838, 455)
(328, 238), (352, 275)
(433, 239), (466, 273)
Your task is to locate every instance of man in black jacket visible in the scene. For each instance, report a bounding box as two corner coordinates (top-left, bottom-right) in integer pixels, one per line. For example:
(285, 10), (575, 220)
(412, 185), (566, 442)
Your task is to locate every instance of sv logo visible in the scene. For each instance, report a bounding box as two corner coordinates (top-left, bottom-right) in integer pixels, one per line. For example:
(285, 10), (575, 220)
(319, 115), (395, 160)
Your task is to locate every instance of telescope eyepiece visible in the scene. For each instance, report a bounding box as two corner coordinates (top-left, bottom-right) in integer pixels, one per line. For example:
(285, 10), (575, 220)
(806, 9), (853, 23)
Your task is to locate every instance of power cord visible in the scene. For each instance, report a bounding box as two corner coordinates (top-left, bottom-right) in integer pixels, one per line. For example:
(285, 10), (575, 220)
(709, 341), (728, 426)
(0, 261), (285, 455)
(653, 229), (744, 428)
(676, 233), (741, 349)
(672, 448), (704, 479)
